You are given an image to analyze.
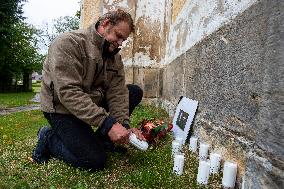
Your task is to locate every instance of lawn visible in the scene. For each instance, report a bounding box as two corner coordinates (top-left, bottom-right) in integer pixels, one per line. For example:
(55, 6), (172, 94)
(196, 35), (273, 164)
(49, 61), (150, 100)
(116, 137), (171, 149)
(32, 82), (41, 93)
(0, 83), (41, 109)
(0, 92), (36, 108)
(0, 105), (222, 189)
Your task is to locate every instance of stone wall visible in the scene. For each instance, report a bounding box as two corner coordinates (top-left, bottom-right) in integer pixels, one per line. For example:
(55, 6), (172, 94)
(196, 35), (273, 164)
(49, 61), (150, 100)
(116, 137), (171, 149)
(81, 0), (284, 188)
(162, 2), (284, 188)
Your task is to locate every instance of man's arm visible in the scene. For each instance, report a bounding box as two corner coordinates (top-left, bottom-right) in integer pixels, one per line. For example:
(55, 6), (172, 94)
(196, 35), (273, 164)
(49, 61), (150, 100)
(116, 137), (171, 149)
(104, 56), (146, 142)
(105, 55), (130, 127)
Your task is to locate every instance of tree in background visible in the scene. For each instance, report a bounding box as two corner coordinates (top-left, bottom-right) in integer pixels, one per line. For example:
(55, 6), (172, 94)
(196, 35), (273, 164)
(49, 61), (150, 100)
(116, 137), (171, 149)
(0, 0), (43, 92)
(39, 15), (80, 50)
(10, 22), (44, 91)
(0, 0), (24, 92)
(0, 0), (80, 92)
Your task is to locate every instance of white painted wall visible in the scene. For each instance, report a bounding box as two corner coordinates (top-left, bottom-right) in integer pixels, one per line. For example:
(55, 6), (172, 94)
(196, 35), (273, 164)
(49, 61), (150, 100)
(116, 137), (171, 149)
(103, 0), (129, 13)
(135, 0), (165, 25)
(164, 0), (258, 65)
(132, 0), (167, 67)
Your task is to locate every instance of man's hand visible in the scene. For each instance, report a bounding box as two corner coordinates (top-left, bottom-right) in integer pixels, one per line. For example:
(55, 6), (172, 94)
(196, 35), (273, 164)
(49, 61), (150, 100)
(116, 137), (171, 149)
(128, 128), (147, 141)
(108, 123), (130, 144)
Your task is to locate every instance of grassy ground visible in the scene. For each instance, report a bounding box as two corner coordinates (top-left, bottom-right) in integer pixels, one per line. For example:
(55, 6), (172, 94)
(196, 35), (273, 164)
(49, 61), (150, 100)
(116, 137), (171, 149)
(32, 82), (41, 93)
(0, 83), (41, 109)
(0, 92), (36, 108)
(0, 105), (222, 188)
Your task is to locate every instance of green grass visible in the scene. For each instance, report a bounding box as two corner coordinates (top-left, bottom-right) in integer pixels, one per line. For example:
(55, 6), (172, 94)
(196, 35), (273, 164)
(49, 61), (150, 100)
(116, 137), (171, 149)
(32, 82), (41, 93)
(0, 105), (222, 188)
(0, 83), (41, 108)
(0, 92), (36, 108)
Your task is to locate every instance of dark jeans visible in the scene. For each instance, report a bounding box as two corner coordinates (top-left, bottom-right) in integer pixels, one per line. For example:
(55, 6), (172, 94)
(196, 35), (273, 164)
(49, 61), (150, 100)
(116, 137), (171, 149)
(43, 84), (143, 171)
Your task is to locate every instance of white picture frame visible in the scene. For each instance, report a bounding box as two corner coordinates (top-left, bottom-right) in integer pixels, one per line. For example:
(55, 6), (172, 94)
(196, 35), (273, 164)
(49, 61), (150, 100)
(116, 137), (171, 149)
(172, 96), (198, 144)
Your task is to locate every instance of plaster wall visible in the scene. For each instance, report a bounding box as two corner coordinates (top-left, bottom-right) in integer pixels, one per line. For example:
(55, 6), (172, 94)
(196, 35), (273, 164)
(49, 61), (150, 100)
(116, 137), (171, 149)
(132, 0), (170, 67)
(166, 0), (258, 65)
(80, 0), (102, 28)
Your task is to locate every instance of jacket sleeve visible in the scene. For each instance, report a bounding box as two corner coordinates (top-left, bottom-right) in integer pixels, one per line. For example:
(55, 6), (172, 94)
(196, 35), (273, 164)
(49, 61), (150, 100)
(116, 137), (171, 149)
(49, 34), (108, 127)
(105, 55), (130, 126)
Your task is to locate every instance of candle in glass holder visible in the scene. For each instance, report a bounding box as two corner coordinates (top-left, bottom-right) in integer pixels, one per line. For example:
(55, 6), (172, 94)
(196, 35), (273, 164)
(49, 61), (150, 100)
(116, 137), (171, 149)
(199, 143), (209, 160)
(189, 136), (198, 152)
(197, 160), (210, 185)
(222, 161), (237, 188)
(209, 153), (221, 174)
(173, 153), (185, 176)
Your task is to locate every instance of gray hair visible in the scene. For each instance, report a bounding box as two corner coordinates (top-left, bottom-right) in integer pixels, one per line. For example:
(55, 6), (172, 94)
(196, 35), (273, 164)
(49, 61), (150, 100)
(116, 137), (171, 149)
(97, 9), (135, 32)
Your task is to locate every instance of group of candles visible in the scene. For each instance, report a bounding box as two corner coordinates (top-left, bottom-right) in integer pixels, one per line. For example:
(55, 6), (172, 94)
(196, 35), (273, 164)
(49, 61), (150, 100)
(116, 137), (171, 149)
(172, 136), (238, 188)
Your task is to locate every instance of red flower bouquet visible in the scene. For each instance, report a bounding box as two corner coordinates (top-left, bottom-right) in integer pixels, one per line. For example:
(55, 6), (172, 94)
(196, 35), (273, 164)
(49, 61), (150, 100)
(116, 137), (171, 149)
(139, 119), (173, 144)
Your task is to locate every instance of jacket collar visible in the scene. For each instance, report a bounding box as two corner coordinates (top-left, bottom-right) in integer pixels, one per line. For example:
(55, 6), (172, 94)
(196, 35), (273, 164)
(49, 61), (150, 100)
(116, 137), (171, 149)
(87, 22), (105, 51)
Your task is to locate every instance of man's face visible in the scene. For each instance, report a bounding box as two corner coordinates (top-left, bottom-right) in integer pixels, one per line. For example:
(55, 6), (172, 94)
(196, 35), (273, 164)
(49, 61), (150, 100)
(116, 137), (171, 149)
(103, 20), (131, 52)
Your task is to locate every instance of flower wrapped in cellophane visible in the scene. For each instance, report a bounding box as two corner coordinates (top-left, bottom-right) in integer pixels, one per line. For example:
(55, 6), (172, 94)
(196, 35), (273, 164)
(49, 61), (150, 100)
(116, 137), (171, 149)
(139, 118), (173, 144)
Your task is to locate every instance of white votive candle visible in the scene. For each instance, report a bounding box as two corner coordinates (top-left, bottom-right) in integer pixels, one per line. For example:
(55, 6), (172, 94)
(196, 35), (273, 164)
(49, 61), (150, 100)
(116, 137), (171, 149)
(222, 161), (237, 188)
(210, 153), (221, 174)
(173, 153), (185, 176)
(197, 160), (210, 185)
(172, 140), (182, 156)
(199, 143), (209, 160)
(189, 136), (198, 152)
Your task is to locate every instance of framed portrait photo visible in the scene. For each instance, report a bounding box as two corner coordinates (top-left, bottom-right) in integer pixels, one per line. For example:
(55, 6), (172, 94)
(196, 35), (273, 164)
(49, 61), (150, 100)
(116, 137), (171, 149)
(172, 96), (198, 144)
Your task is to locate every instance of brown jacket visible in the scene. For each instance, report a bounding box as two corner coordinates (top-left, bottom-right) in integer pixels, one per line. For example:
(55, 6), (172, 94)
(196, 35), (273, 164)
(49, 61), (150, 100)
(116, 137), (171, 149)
(40, 23), (129, 127)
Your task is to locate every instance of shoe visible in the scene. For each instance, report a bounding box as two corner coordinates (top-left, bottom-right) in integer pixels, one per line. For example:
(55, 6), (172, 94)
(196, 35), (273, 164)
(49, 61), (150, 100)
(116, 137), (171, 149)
(32, 126), (52, 164)
(104, 141), (128, 154)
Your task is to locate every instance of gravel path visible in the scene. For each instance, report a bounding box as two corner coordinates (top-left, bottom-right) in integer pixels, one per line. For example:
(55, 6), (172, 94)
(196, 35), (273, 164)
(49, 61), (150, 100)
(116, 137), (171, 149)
(0, 104), (40, 115)
(0, 93), (41, 115)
